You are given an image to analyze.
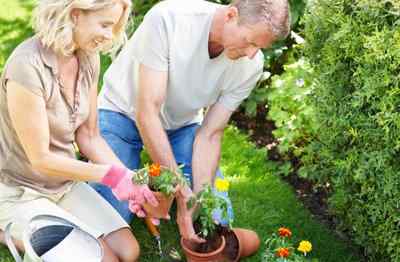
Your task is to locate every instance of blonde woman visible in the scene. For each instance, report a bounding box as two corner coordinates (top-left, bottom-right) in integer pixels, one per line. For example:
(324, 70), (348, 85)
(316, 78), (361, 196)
(0, 0), (158, 261)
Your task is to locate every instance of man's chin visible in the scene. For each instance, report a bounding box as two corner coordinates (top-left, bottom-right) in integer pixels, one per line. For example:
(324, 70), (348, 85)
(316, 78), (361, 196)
(226, 52), (243, 60)
(226, 54), (240, 60)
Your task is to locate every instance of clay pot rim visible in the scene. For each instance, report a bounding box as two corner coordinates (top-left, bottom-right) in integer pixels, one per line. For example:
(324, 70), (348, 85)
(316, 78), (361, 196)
(180, 235), (226, 258)
(231, 228), (242, 262)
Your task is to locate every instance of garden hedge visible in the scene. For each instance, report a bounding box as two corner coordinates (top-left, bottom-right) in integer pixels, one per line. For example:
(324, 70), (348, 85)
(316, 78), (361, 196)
(302, 0), (400, 260)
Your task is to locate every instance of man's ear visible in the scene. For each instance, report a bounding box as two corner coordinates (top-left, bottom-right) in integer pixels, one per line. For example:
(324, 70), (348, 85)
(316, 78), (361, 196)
(224, 6), (239, 23)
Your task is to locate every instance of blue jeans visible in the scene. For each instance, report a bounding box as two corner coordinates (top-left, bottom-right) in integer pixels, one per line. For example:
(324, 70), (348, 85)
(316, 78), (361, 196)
(91, 109), (234, 224)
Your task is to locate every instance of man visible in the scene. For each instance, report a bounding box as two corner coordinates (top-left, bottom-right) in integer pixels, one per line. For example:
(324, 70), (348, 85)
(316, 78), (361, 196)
(92, 0), (290, 243)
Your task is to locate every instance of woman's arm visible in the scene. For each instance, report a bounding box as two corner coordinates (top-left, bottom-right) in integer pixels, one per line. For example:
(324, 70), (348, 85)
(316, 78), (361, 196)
(7, 80), (110, 182)
(75, 75), (124, 166)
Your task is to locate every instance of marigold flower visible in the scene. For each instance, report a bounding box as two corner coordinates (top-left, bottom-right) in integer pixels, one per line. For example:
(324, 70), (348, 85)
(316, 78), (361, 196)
(276, 247), (290, 258)
(214, 178), (229, 192)
(278, 227), (292, 238)
(149, 163), (161, 177)
(298, 240), (312, 255)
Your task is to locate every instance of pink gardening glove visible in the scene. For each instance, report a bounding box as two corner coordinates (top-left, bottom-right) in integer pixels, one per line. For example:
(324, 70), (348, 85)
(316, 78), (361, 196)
(101, 166), (158, 214)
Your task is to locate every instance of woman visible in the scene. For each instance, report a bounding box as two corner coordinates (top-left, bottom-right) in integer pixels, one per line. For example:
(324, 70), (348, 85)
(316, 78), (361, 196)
(0, 0), (157, 261)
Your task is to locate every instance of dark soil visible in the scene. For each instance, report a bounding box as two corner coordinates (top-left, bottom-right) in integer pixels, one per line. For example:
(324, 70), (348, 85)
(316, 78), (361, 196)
(221, 228), (239, 261)
(192, 223), (223, 253)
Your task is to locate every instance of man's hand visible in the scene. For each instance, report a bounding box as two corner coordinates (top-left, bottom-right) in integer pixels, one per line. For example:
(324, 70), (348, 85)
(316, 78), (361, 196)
(176, 185), (205, 243)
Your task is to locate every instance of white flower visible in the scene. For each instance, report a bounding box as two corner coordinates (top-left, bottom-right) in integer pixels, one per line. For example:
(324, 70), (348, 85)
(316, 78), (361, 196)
(260, 71), (271, 81)
(296, 78), (305, 87)
(275, 79), (285, 88)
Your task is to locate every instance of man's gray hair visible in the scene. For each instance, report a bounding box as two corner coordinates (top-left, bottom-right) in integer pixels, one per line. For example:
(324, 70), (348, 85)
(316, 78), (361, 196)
(231, 0), (290, 40)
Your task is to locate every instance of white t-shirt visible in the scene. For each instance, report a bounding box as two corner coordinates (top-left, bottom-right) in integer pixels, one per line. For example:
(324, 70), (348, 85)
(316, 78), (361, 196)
(98, 0), (264, 130)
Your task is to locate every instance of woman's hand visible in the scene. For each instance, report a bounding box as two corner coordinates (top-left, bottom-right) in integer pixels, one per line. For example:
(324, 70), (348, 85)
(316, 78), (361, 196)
(101, 166), (159, 212)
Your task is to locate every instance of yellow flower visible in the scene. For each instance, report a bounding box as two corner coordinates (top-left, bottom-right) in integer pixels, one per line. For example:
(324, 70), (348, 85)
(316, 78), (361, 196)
(215, 178), (229, 192)
(297, 240), (312, 255)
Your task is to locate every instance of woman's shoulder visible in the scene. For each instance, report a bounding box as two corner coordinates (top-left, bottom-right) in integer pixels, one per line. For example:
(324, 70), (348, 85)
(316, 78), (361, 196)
(5, 36), (44, 68)
(9, 37), (41, 59)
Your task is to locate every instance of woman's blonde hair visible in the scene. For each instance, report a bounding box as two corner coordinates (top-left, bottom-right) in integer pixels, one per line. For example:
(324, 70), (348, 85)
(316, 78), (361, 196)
(33, 0), (131, 56)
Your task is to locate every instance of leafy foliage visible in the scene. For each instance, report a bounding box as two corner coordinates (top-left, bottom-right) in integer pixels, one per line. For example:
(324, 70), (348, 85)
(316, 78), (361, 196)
(191, 184), (230, 239)
(150, 166), (186, 196)
(303, 0), (400, 260)
(134, 164), (187, 196)
(267, 56), (317, 159)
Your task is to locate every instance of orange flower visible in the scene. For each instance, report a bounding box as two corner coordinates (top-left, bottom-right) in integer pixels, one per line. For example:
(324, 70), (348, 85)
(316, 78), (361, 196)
(149, 163), (161, 177)
(278, 227), (292, 238)
(276, 247), (290, 258)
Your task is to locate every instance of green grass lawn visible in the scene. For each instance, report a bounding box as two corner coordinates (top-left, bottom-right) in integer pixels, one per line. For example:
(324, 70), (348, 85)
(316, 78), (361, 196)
(0, 1), (363, 261)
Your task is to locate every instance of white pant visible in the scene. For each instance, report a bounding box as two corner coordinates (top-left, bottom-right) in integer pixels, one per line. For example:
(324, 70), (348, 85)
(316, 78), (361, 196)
(0, 182), (128, 241)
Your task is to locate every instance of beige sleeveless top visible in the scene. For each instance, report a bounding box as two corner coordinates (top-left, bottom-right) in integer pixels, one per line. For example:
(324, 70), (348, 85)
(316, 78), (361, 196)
(0, 36), (99, 194)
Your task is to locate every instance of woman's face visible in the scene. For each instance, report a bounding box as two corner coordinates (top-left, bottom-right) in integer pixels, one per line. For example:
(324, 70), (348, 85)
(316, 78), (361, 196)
(72, 2), (124, 52)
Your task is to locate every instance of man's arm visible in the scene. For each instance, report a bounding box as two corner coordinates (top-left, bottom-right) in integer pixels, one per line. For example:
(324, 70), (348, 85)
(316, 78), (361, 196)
(192, 103), (233, 194)
(135, 63), (178, 170)
(136, 64), (208, 242)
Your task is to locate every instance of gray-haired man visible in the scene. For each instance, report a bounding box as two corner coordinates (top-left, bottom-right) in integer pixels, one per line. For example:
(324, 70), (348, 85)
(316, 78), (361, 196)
(93, 0), (290, 244)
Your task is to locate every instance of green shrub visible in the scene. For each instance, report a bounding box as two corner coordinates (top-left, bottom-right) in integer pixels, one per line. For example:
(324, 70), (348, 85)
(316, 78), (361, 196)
(267, 55), (317, 160)
(303, 0), (400, 260)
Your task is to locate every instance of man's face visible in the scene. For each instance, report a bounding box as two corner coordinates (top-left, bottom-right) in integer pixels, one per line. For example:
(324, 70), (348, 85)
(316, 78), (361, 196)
(221, 13), (276, 60)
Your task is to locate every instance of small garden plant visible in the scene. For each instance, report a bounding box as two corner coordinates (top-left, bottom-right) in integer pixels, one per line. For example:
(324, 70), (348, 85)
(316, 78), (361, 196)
(189, 180), (231, 239)
(263, 227), (316, 262)
(132, 163), (188, 196)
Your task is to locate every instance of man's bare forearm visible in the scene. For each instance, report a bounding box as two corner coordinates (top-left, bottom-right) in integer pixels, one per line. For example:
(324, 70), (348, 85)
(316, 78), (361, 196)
(192, 130), (223, 193)
(136, 111), (177, 170)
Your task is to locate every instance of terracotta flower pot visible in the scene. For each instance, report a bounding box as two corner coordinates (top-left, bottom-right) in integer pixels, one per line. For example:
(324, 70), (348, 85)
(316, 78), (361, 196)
(180, 236), (226, 262)
(235, 228), (260, 259)
(142, 191), (174, 219)
(223, 228), (260, 261)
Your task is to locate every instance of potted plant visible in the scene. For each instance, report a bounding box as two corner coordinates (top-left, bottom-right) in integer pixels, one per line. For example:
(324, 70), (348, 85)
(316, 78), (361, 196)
(133, 163), (188, 219)
(180, 184), (230, 262)
(180, 178), (261, 262)
(263, 227), (317, 262)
